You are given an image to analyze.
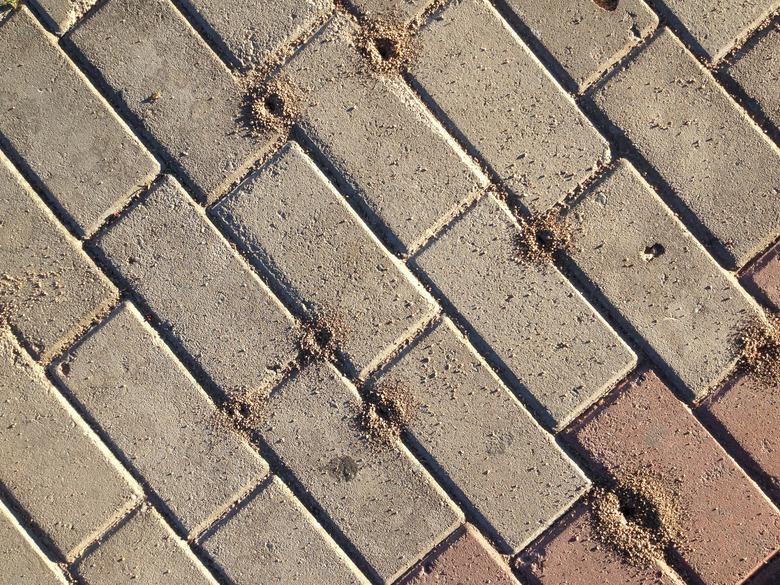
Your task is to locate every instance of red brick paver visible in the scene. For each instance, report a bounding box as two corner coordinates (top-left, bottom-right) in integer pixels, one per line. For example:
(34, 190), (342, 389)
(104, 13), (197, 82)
(741, 241), (780, 311)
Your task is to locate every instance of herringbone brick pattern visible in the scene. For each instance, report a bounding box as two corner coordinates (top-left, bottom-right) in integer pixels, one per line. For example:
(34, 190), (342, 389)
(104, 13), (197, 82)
(1, 0), (779, 583)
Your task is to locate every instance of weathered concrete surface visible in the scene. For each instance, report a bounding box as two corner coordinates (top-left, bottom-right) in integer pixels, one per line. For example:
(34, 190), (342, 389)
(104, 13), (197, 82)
(51, 301), (269, 536)
(93, 175), (297, 396)
(564, 159), (759, 400)
(410, 0), (608, 213)
(411, 194), (636, 430)
(0, 151), (117, 362)
(0, 7), (159, 237)
(67, 0), (276, 203)
(589, 28), (780, 270)
(76, 506), (218, 584)
(279, 13), (484, 255)
(348, 0), (434, 24)
(202, 476), (370, 585)
(0, 330), (138, 560)
(374, 318), (588, 552)
(260, 361), (463, 584)
(212, 142), (435, 377)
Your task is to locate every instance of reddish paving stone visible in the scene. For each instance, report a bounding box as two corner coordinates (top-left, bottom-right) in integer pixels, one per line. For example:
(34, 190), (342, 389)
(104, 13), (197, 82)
(697, 373), (780, 504)
(516, 502), (684, 585)
(396, 524), (519, 585)
(741, 241), (780, 311)
(565, 368), (780, 585)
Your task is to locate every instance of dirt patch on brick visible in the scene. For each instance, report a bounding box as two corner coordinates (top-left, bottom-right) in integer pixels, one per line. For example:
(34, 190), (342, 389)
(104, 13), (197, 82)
(216, 386), (269, 439)
(297, 310), (347, 365)
(590, 469), (684, 566)
(593, 0), (619, 11)
(733, 311), (780, 385)
(245, 75), (300, 135)
(514, 207), (573, 265)
(355, 19), (418, 75)
(352, 381), (418, 449)
(326, 455), (360, 481)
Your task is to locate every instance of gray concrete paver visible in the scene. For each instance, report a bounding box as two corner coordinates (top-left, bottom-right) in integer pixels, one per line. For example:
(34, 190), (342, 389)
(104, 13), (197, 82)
(589, 28), (780, 270)
(410, 0), (608, 213)
(0, 152), (117, 362)
(373, 317), (589, 553)
(50, 301), (269, 536)
(202, 476), (370, 585)
(212, 141), (435, 378)
(67, 0), (276, 203)
(0, 7), (159, 238)
(261, 361), (463, 584)
(93, 174), (297, 396)
(347, 0), (434, 24)
(0, 330), (138, 560)
(563, 159), (760, 400)
(411, 194), (636, 430)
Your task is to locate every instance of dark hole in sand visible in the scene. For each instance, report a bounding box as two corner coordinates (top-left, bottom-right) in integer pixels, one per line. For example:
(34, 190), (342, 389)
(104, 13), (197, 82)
(374, 37), (399, 61)
(643, 243), (665, 260)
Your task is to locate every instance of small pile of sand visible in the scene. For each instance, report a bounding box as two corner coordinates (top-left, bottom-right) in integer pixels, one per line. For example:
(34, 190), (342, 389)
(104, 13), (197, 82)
(590, 469), (683, 566)
(246, 75), (300, 135)
(514, 207), (572, 265)
(352, 382), (418, 449)
(355, 19), (417, 75)
(734, 312), (780, 385)
(218, 386), (268, 438)
(297, 311), (346, 364)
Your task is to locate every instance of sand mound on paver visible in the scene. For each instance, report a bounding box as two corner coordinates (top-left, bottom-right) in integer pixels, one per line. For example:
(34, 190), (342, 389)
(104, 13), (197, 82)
(297, 311), (346, 364)
(217, 386), (269, 438)
(354, 19), (418, 75)
(734, 312), (780, 385)
(514, 206), (572, 265)
(352, 382), (418, 449)
(591, 469), (683, 566)
(246, 75), (300, 135)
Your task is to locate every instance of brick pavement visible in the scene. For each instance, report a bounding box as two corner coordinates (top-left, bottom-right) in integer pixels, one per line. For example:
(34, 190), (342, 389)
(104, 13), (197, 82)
(1, 0), (779, 583)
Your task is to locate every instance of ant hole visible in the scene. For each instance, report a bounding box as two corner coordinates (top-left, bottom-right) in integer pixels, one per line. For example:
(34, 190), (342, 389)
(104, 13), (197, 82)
(264, 93), (284, 116)
(60, 362), (70, 376)
(374, 37), (398, 61)
(643, 243), (665, 261)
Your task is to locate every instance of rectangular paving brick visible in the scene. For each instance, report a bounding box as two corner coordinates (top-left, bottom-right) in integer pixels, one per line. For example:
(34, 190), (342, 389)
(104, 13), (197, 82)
(411, 194), (636, 430)
(726, 19), (780, 131)
(177, 0), (330, 70)
(650, 0), (779, 62)
(373, 317), (589, 552)
(0, 152), (117, 361)
(212, 141), (435, 377)
(202, 475), (370, 585)
(410, 0), (608, 213)
(93, 175), (297, 395)
(0, 7), (159, 238)
(565, 368), (780, 585)
(697, 373), (780, 504)
(563, 159), (759, 400)
(280, 13), (484, 255)
(347, 0), (434, 24)
(0, 500), (67, 585)
(741, 241), (780, 311)
(589, 28), (780, 270)
(0, 330), (138, 559)
(76, 506), (217, 584)
(499, 0), (658, 92)
(397, 524), (520, 585)
(67, 0), (275, 203)
(50, 301), (269, 536)
(516, 502), (685, 585)
(260, 361), (463, 584)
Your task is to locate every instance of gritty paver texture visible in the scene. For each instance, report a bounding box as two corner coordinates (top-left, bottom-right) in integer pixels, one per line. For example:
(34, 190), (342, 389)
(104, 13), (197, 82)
(0, 501), (67, 585)
(649, 0), (780, 62)
(93, 175), (297, 396)
(0, 152), (117, 362)
(564, 159), (759, 400)
(0, 7), (159, 237)
(51, 301), (269, 536)
(516, 501), (684, 585)
(176, 0), (331, 70)
(374, 318), (588, 552)
(566, 368), (780, 585)
(410, 0), (608, 213)
(67, 0), (275, 203)
(589, 28), (780, 270)
(741, 241), (780, 311)
(28, 0), (87, 34)
(411, 194), (636, 430)
(726, 19), (780, 130)
(212, 142), (435, 377)
(396, 524), (520, 585)
(76, 506), (217, 584)
(0, 330), (138, 560)
(347, 0), (434, 24)
(202, 475), (370, 585)
(261, 361), (463, 584)
(498, 0), (658, 92)
(697, 373), (780, 504)
(280, 13), (484, 255)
